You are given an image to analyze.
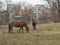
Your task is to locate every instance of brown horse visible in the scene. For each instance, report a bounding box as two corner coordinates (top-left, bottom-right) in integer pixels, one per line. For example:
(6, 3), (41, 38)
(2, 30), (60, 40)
(32, 19), (37, 30)
(8, 20), (29, 33)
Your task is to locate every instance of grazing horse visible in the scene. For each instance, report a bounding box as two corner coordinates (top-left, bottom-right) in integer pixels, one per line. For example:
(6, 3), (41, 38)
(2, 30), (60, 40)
(32, 19), (37, 30)
(8, 20), (29, 33)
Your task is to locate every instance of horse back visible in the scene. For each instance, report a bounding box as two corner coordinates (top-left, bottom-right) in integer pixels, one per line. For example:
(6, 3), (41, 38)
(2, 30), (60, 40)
(9, 20), (27, 27)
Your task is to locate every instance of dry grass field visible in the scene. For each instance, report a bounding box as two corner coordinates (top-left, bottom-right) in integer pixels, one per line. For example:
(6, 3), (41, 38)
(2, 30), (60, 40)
(0, 23), (60, 45)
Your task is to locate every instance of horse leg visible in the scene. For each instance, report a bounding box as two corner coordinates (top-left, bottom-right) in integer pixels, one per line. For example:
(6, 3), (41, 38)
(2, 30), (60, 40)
(9, 24), (11, 33)
(19, 27), (21, 33)
(33, 25), (36, 30)
(22, 27), (24, 33)
(12, 28), (14, 33)
(32, 25), (35, 30)
(26, 26), (29, 33)
(34, 25), (36, 30)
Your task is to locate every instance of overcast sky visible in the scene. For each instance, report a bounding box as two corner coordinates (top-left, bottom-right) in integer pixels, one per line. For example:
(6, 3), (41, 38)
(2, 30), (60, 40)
(1, 0), (48, 5)
(1, 0), (49, 10)
(11, 0), (47, 4)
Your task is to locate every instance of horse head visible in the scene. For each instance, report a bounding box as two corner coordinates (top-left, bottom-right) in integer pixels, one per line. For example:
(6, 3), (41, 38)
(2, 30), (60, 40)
(25, 26), (29, 33)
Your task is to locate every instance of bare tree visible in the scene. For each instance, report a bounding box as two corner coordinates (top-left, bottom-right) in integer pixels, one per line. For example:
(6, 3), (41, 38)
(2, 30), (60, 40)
(5, 0), (11, 23)
(13, 4), (21, 15)
(57, 0), (60, 21)
(22, 4), (33, 23)
(0, 1), (3, 9)
(46, 0), (58, 22)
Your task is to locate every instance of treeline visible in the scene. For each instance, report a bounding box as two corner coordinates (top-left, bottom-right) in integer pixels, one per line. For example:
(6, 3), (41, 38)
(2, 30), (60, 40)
(0, 0), (60, 25)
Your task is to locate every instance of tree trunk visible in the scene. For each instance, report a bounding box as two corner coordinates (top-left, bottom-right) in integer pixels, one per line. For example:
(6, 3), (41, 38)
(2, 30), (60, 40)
(6, 4), (9, 24)
(58, 0), (60, 21)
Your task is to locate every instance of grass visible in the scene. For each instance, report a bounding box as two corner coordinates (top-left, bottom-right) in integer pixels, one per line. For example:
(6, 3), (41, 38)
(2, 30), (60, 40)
(0, 23), (60, 45)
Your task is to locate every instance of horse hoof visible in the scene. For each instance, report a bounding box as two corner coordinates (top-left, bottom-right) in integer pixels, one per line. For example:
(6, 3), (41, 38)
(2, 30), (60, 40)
(9, 32), (11, 34)
(19, 32), (20, 33)
(27, 31), (29, 33)
(22, 32), (24, 33)
(27, 32), (29, 33)
(12, 32), (14, 34)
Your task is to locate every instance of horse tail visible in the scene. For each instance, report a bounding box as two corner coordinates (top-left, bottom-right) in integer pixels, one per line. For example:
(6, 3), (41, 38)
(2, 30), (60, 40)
(8, 24), (12, 33)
